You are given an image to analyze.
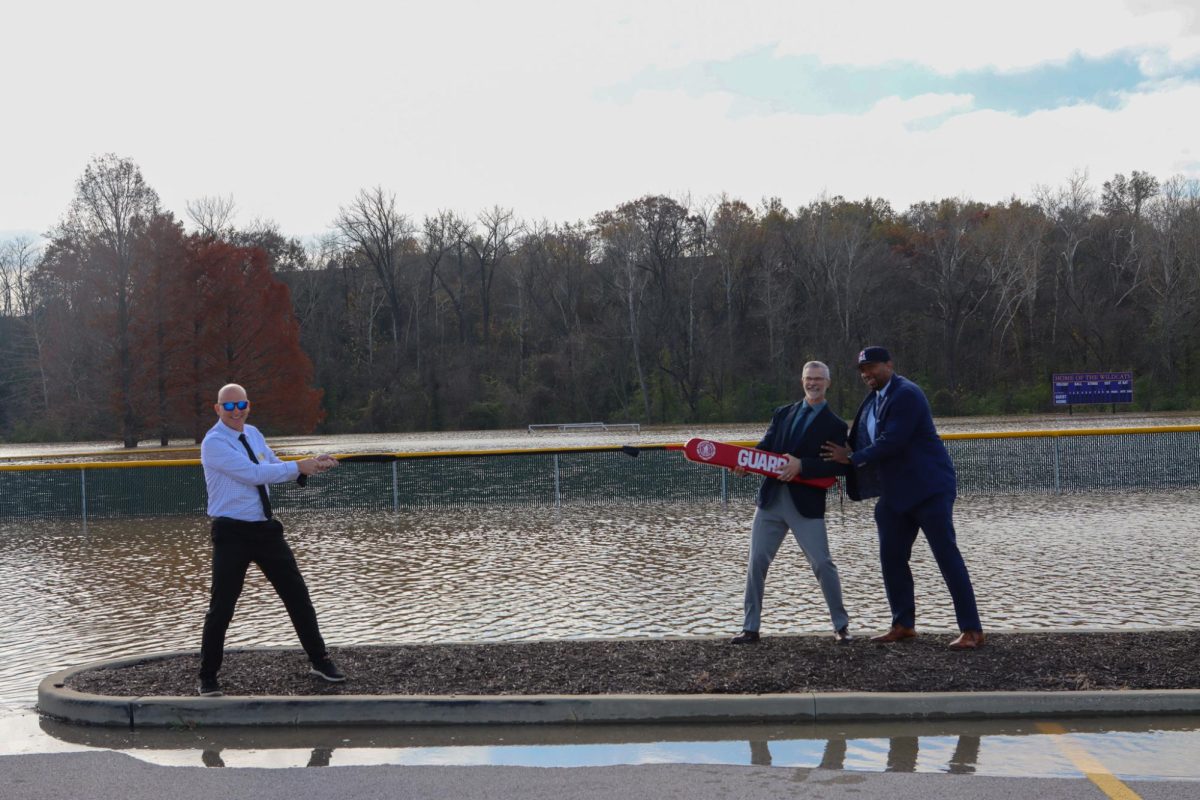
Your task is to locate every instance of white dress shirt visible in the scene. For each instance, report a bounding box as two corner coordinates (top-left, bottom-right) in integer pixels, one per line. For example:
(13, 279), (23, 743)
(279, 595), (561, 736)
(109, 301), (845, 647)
(200, 420), (299, 520)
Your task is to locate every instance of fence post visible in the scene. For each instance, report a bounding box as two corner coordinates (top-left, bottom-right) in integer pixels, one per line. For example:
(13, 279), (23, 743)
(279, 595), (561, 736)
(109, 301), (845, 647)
(391, 461), (399, 512)
(80, 468), (88, 522)
(720, 469), (728, 505)
(553, 454), (562, 508)
(1053, 438), (1062, 493)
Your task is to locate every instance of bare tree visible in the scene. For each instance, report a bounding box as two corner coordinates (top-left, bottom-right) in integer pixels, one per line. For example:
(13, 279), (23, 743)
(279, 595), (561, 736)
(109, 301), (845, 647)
(185, 194), (237, 237)
(801, 196), (891, 362)
(593, 212), (653, 420)
(972, 200), (1047, 367)
(0, 236), (51, 412)
(1035, 170), (1095, 353)
(423, 210), (472, 345)
(1, 237), (40, 317)
(521, 221), (595, 417)
(902, 198), (999, 390)
(705, 196), (760, 408)
(756, 201), (799, 388)
(460, 206), (523, 346)
(292, 234), (341, 327)
(334, 187), (415, 358)
(1143, 177), (1200, 384)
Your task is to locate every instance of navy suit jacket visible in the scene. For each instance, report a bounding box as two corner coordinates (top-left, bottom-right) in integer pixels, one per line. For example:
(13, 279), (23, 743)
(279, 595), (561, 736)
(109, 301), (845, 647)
(755, 401), (849, 519)
(846, 374), (956, 513)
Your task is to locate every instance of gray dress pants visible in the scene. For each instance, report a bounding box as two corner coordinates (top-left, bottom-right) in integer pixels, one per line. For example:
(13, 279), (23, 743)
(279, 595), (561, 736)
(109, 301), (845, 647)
(742, 488), (849, 633)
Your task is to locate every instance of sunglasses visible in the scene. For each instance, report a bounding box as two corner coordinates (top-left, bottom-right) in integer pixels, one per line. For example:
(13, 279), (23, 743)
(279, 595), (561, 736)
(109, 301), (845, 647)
(220, 401), (249, 411)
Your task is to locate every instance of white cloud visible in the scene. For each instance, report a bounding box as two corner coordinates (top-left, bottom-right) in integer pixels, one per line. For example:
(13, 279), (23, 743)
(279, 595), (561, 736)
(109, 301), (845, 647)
(771, 0), (1200, 74)
(539, 81), (1200, 216)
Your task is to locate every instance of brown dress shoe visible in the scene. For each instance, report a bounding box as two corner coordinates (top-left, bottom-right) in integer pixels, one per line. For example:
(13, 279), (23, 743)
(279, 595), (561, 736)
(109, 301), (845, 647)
(948, 630), (986, 650)
(870, 625), (917, 643)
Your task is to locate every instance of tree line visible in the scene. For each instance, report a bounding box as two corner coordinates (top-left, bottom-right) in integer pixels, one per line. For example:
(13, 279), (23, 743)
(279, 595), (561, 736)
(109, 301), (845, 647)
(1, 156), (1197, 445)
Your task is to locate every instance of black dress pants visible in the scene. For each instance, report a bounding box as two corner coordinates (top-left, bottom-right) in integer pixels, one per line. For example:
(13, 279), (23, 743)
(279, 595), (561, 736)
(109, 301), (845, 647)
(199, 517), (328, 678)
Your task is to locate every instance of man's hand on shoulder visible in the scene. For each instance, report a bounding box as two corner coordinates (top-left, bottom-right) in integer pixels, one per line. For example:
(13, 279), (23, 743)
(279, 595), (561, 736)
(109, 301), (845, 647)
(821, 441), (852, 465)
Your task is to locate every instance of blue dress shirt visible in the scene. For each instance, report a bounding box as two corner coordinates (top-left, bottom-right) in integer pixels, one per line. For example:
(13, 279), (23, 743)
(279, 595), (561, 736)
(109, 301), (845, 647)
(200, 421), (299, 521)
(865, 381), (891, 443)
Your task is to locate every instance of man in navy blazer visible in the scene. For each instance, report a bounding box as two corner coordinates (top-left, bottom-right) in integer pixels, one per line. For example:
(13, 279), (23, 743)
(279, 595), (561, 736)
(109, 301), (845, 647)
(822, 347), (985, 650)
(730, 361), (853, 645)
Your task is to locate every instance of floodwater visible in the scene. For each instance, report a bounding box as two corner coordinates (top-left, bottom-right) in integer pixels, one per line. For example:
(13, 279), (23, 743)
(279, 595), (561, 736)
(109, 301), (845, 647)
(2, 491), (1198, 705)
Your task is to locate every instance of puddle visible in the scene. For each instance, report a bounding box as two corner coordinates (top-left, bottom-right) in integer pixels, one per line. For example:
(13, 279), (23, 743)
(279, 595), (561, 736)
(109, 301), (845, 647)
(6, 706), (1198, 780)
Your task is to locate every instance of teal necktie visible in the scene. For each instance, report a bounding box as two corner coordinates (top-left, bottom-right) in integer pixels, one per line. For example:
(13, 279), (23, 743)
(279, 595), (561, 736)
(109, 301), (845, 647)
(788, 405), (811, 443)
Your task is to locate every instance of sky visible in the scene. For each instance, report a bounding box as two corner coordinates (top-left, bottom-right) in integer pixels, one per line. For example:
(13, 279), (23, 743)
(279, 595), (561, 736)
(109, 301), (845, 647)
(3, 0), (1199, 241)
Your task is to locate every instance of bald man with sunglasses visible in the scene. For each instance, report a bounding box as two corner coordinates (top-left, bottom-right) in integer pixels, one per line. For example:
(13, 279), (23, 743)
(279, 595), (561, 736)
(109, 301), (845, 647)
(196, 383), (341, 697)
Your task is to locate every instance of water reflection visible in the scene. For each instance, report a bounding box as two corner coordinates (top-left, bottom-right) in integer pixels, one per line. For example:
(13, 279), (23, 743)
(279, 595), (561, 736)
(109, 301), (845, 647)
(27, 713), (1200, 779)
(2, 491), (1199, 704)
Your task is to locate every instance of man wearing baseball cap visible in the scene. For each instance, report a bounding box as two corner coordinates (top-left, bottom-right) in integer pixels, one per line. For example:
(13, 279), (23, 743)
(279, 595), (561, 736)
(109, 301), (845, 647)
(821, 347), (984, 650)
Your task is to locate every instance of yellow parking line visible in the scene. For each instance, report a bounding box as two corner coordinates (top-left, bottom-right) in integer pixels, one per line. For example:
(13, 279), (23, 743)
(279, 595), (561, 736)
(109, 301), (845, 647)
(1035, 722), (1142, 800)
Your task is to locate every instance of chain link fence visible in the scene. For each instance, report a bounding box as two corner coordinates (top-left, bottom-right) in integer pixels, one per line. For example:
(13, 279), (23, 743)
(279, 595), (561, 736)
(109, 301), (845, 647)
(2, 427), (1197, 521)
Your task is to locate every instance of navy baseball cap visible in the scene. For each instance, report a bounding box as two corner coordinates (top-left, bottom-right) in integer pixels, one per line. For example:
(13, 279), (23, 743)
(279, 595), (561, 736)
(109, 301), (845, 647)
(857, 346), (891, 365)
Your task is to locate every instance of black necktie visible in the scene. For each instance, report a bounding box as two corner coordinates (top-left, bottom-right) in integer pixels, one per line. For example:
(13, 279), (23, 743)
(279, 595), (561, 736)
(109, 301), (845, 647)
(237, 433), (273, 519)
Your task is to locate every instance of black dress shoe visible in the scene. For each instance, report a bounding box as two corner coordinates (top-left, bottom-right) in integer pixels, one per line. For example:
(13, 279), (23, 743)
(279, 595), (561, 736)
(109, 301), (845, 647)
(834, 625), (853, 644)
(729, 630), (760, 644)
(197, 676), (223, 697)
(310, 657), (347, 682)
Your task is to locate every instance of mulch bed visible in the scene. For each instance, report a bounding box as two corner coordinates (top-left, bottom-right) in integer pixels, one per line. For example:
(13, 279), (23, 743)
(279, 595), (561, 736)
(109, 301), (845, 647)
(65, 631), (1199, 697)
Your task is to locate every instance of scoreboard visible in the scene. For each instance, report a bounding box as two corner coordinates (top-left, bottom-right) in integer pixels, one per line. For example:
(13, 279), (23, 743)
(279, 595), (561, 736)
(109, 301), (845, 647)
(1052, 372), (1133, 405)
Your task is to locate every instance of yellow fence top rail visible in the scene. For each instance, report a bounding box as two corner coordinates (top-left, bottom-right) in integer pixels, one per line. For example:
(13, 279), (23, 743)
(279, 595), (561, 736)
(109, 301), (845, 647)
(1, 425), (1198, 471)
(940, 424), (1200, 440)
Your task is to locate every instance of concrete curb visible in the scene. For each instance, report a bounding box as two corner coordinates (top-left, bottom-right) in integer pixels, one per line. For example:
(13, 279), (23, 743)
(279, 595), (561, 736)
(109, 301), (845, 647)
(38, 649), (1200, 728)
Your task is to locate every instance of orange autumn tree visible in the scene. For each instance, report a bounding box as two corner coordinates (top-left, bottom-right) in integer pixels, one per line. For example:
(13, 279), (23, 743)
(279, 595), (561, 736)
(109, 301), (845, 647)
(129, 213), (189, 446)
(179, 237), (323, 441)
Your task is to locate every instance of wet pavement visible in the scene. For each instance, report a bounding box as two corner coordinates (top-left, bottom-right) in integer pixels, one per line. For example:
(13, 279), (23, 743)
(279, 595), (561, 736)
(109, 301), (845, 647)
(3, 704), (1199, 781)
